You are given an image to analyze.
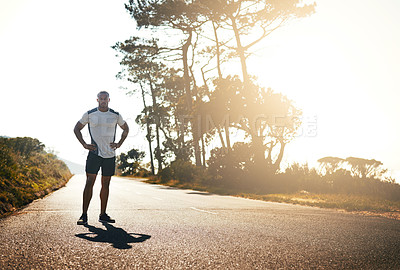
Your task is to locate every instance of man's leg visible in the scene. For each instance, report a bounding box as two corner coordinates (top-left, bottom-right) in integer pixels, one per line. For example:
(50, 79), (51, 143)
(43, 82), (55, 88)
(98, 156), (115, 223)
(82, 173), (97, 214)
(100, 175), (111, 215)
(78, 153), (101, 224)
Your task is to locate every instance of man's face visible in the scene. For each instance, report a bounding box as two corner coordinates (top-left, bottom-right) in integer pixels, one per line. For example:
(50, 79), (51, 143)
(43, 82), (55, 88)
(97, 94), (109, 108)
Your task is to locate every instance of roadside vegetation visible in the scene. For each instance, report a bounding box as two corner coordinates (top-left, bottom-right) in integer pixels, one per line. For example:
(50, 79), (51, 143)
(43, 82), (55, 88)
(114, 1), (399, 218)
(114, 0), (315, 175)
(153, 158), (399, 211)
(0, 137), (72, 217)
(118, 149), (400, 219)
(117, 149), (400, 217)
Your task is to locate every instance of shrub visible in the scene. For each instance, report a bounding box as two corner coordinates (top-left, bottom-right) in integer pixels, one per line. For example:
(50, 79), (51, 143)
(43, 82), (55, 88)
(159, 160), (196, 182)
(0, 137), (72, 217)
(116, 148), (146, 176)
(207, 143), (252, 189)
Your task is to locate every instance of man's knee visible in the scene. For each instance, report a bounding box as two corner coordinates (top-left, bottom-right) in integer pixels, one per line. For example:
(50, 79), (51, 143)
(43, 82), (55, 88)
(85, 174), (97, 187)
(101, 176), (112, 187)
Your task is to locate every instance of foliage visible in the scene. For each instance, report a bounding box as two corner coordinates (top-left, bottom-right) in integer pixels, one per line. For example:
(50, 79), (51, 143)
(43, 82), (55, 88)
(149, 164), (400, 214)
(207, 142), (252, 189)
(317, 156), (391, 181)
(159, 159), (210, 184)
(115, 0), (314, 173)
(4, 137), (45, 158)
(278, 160), (400, 201)
(0, 137), (72, 217)
(150, 157), (400, 203)
(118, 0), (400, 211)
(116, 148), (147, 176)
(345, 157), (386, 179)
(317, 156), (344, 175)
(116, 1), (399, 204)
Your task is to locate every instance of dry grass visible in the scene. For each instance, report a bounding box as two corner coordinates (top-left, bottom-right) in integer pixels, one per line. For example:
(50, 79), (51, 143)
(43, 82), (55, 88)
(144, 178), (400, 220)
(237, 193), (400, 220)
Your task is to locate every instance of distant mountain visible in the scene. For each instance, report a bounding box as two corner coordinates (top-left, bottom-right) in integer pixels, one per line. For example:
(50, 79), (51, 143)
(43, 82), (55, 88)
(60, 158), (85, 175)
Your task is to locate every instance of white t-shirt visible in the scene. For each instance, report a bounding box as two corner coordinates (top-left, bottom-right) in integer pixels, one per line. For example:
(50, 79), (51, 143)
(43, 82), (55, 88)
(79, 107), (126, 158)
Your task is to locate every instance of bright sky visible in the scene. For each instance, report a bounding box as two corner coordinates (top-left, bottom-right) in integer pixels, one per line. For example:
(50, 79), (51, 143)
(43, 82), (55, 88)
(1, 0), (399, 181)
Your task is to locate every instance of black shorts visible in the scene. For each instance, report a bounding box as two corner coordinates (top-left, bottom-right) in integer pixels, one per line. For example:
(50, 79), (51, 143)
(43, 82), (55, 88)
(85, 152), (116, 176)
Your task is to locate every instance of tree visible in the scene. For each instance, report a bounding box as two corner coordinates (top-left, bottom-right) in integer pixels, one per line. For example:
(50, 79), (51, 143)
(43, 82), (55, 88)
(117, 148), (146, 176)
(118, 0), (313, 176)
(138, 86), (155, 175)
(0, 140), (18, 180)
(317, 156), (344, 175)
(159, 68), (193, 162)
(1, 137), (45, 158)
(125, 0), (208, 166)
(114, 37), (167, 173)
(198, 0), (315, 86)
(345, 157), (387, 179)
(227, 80), (302, 172)
(195, 77), (240, 154)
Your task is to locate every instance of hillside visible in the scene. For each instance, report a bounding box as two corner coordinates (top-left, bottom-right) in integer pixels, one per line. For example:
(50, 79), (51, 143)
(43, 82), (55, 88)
(0, 137), (72, 217)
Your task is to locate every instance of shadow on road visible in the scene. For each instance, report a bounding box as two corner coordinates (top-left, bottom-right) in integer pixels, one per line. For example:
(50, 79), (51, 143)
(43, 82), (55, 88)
(186, 191), (213, 196)
(155, 186), (181, 190)
(75, 223), (151, 249)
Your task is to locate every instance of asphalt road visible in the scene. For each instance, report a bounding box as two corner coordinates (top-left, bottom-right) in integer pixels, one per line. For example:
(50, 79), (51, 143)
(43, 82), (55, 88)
(0, 175), (399, 269)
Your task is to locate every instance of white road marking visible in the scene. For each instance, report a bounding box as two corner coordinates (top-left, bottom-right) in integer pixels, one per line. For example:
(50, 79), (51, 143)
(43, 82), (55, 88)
(136, 192), (143, 195)
(152, 197), (163, 201)
(190, 207), (218, 215)
(23, 210), (76, 213)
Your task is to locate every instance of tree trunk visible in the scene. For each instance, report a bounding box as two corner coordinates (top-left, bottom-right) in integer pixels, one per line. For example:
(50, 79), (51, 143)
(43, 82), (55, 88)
(224, 124), (231, 151)
(218, 127), (226, 149)
(272, 141), (286, 173)
(182, 30), (192, 111)
(139, 83), (155, 175)
(212, 21), (223, 80)
(214, 21), (231, 152)
(201, 133), (206, 167)
(182, 28), (202, 166)
(149, 77), (162, 173)
(251, 134), (266, 166)
(230, 15), (249, 86)
(266, 141), (275, 166)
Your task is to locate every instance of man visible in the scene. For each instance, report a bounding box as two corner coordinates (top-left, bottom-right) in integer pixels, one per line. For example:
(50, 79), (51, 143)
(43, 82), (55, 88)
(74, 91), (129, 225)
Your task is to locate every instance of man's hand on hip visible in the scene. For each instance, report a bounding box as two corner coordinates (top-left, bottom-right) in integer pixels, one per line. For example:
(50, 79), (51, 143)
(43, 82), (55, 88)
(84, 144), (97, 151)
(110, 142), (120, 150)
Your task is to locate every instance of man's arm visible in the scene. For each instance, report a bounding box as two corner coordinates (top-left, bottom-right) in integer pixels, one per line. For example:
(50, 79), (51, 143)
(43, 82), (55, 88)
(110, 122), (129, 150)
(73, 121), (96, 151)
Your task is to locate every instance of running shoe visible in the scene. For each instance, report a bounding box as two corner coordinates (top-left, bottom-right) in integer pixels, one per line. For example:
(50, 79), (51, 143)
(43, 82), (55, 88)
(77, 213), (88, 225)
(99, 213), (115, 223)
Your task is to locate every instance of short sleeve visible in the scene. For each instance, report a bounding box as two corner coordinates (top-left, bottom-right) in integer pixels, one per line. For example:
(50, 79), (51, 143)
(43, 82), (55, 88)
(117, 113), (126, 127)
(79, 112), (89, 125)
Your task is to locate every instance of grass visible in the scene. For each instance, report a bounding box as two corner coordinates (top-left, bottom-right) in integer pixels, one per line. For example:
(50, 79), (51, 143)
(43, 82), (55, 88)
(237, 193), (400, 212)
(142, 177), (400, 220)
